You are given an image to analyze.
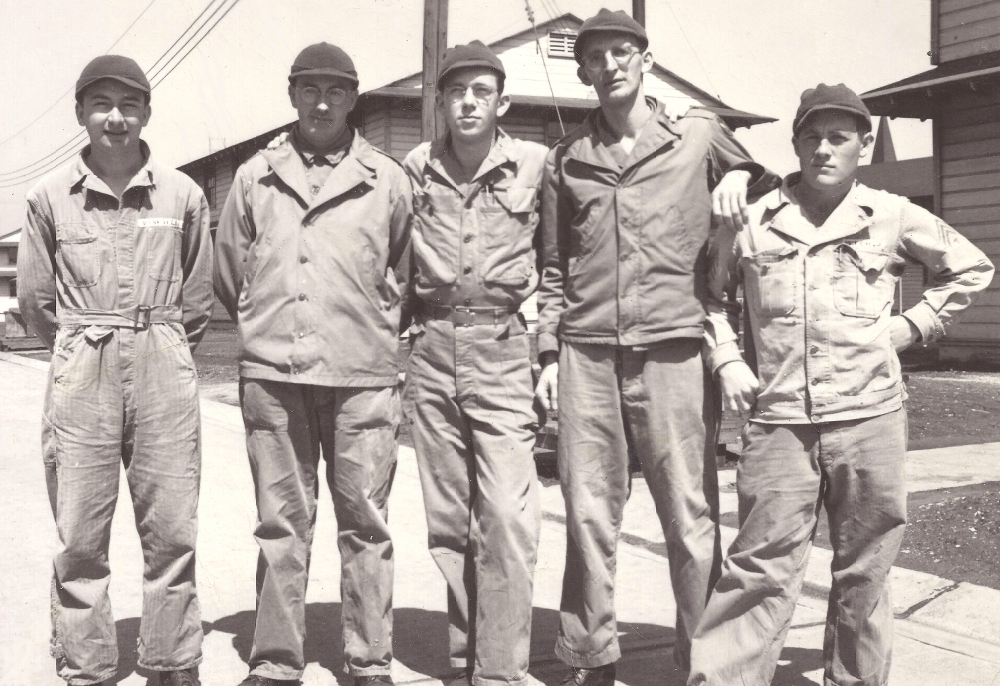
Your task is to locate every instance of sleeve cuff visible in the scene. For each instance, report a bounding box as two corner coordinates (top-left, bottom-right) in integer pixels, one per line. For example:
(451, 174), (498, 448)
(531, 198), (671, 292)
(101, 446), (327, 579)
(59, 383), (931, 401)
(727, 161), (765, 186)
(537, 331), (560, 356)
(902, 302), (944, 343)
(707, 340), (744, 374)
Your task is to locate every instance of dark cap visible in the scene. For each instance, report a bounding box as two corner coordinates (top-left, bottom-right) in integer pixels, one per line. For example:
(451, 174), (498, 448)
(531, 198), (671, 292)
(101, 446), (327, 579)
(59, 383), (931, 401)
(793, 83), (872, 134)
(289, 42), (359, 86)
(75, 55), (150, 100)
(437, 40), (505, 90)
(574, 8), (648, 64)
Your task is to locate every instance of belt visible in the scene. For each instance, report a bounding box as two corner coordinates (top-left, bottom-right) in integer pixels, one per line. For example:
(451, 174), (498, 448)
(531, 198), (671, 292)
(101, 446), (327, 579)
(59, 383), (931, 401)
(59, 305), (183, 330)
(422, 304), (518, 327)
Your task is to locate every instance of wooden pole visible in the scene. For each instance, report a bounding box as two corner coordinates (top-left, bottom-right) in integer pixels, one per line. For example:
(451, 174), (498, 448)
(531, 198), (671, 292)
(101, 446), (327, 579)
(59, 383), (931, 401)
(421, 0), (448, 142)
(632, 0), (645, 27)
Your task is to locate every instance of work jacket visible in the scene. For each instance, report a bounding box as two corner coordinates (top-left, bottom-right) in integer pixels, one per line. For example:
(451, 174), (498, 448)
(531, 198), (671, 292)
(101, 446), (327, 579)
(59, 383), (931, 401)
(18, 143), (214, 352)
(536, 99), (775, 354)
(214, 128), (412, 387)
(705, 177), (995, 423)
(403, 130), (547, 314)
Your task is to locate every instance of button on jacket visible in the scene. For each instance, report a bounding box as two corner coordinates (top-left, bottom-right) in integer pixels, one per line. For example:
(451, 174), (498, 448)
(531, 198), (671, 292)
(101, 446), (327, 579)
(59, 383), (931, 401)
(536, 100), (776, 354)
(403, 130), (547, 312)
(214, 129), (413, 387)
(704, 176), (995, 423)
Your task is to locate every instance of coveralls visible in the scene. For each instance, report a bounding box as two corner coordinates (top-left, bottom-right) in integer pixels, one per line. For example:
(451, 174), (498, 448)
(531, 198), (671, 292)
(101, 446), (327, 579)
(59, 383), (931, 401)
(402, 131), (545, 686)
(536, 100), (777, 670)
(690, 177), (994, 686)
(214, 128), (412, 682)
(17, 142), (214, 685)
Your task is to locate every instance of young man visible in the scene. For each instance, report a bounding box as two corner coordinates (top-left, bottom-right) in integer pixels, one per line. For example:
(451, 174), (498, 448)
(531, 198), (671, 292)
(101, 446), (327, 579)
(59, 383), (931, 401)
(401, 41), (544, 686)
(688, 84), (994, 686)
(214, 43), (412, 686)
(17, 55), (213, 686)
(533, 9), (778, 684)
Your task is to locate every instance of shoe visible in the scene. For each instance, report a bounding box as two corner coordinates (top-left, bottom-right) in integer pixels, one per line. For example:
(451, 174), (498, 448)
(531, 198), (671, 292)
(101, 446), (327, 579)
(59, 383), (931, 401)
(354, 676), (394, 686)
(161, 667), (201, 686)
(237, 675), (300, 686)
(560, 664), (616, 686)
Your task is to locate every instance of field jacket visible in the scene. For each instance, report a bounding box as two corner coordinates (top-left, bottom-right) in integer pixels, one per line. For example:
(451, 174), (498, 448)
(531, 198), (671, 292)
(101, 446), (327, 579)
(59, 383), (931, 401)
(214, 128), (412, 387)
(704, 176), (995, 423)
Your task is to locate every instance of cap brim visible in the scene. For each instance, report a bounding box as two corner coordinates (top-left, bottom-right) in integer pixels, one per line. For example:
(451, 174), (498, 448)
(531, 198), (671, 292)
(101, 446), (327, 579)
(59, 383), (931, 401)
(437, 60), (505, 89)
(76, 75), (150, 97)
(794, 104), (871, 133)
(288, 68), (359, 85)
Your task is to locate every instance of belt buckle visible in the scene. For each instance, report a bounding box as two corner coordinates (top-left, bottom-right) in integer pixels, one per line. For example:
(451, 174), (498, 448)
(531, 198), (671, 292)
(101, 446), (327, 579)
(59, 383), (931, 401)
(135, 305), (152, 330)
(453, 307), (475, 327)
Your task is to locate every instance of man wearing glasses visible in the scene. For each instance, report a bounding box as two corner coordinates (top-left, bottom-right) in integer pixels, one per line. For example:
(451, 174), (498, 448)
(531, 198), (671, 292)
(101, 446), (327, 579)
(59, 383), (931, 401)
(533, 9), (777, 685)
(400, 41), (545, 686)
(214, 43), (412, 686)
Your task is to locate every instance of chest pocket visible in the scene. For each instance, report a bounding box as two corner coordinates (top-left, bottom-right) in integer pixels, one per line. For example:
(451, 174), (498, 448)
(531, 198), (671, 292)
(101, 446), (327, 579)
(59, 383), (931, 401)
(480, 186), (537, 286)
(834, 244), (893, 319)
(55, 221), (101, 288)
(144, 223), (183, 283)
(742, 246), (799, 318)
(413, 190), (462, 288)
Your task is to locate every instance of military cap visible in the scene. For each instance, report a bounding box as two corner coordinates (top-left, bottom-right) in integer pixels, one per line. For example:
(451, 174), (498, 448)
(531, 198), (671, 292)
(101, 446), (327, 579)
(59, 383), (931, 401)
(793, 83), (872, 134)
(437, 40), (505, 91)
(574, 8), (649, 64)
(75, 55), (150, 100)
(289, 42), (359, 86)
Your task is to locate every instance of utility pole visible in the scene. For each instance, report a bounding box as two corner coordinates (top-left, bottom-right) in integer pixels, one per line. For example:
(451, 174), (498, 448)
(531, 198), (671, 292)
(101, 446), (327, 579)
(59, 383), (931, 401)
(632, 0), (645, 26)
(421, 0), (448, 142)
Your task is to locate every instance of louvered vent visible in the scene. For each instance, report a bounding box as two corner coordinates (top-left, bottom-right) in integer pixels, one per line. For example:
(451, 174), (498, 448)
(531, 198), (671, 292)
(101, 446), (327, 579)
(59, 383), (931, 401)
(548, 31), (577, 58)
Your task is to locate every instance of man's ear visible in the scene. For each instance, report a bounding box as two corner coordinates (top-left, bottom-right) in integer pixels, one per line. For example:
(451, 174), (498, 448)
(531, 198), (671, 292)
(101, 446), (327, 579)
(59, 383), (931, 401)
(496, 93), (512, 118)
(75, 101), (85, 127)
(859, 130), (876, 159)
(577, 65), (593, 87)
(640, 50), (653, 74)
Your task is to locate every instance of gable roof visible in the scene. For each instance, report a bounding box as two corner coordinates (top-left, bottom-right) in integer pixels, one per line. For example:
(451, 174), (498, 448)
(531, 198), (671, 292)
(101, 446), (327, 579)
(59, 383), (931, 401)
(365, 14), (775, 129)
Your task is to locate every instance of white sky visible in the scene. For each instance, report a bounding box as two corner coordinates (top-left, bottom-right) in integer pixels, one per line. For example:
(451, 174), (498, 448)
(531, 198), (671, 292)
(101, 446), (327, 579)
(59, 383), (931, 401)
(0, 0), (934, 233)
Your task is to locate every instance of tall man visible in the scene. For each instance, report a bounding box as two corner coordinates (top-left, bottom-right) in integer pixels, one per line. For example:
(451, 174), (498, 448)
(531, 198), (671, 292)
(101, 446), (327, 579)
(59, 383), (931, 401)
(214, 43), (412, 686)
(533, 9), (778, 683)
(18, 55), (213, 686)
(401, 41), (544, 686)
(689, 84), (994, 686)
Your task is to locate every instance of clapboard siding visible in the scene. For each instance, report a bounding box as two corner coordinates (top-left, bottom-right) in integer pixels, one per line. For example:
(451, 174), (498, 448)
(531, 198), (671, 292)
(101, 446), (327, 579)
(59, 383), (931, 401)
(500, 116), (547, 144)
(388, 110), (421, 161)
(209, 158), (235, 226)
(362, 109), (390, 152)
(938, 0), (1000, 61)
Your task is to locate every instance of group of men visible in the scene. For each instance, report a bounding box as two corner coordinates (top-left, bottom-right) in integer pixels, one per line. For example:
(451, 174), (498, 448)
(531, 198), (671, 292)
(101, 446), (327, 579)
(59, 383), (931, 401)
(17, 7), (994, 686)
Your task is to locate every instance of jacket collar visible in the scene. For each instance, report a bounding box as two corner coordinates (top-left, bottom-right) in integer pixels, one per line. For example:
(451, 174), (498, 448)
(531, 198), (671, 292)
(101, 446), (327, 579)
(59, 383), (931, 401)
(70, 141), (156, 199)
(261, 126), (377, 208)
(564, 97), (680, 173)
(424, 128), (516, 192)
(762, 173), (876, 247)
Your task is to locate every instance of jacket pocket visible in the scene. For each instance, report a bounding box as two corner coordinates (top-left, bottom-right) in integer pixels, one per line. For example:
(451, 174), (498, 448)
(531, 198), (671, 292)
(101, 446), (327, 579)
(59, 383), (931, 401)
(413, 191), (460, 288)
(743, 246), (799, 318)
(55, 221), (100, 288)
(144, 224), (183, 282)
(834, 244), (893, 319)
(481, 187), (536, 286)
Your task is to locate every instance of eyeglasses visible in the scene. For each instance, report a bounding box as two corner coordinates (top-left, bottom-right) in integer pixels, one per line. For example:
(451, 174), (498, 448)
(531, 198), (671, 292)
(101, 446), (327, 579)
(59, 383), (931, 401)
(581, 46), (641, 72)
(443, 84), (498, 105)
(297, 86), (350, 105)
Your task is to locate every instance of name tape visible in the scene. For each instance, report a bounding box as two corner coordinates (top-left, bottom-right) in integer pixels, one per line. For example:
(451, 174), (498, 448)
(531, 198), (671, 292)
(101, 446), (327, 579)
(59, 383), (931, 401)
(138, 217), (183, 229)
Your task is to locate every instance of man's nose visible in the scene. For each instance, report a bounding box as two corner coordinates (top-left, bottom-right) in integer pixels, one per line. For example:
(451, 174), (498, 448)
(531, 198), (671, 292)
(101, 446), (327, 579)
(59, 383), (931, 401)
(461, 87), (478, 105)
(816, 138), (833, 156)
(315, 100), (331, 113)
(107, 107), (125, 124)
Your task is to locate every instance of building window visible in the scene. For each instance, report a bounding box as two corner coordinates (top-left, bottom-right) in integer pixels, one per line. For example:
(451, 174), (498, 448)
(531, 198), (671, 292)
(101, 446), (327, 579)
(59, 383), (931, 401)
(10, 278), (16, 298)
(548, 31), (577, 58)
(203, 167), (217, 209)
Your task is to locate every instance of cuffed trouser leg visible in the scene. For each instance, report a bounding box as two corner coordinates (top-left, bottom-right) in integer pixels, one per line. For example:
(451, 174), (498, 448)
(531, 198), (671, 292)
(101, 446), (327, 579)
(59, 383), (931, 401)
(688, 409), (907, 686)
(555, 341), (719, 671)
(242, 379), (398, 681)
(408, 318), (540, 686)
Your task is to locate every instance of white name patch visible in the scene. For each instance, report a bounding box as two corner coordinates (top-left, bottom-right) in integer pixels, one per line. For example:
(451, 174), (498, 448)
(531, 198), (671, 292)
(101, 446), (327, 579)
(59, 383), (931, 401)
(138, 217), (183, 229)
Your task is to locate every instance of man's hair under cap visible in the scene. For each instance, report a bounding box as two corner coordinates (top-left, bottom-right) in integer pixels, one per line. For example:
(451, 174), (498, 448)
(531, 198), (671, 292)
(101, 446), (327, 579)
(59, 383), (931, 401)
(436, 40), (506, 91)
(574, 8), (648, 64)
(75, 55), (151, 102)
(289, 42), (359, 87)
(793, 83), (872, 135)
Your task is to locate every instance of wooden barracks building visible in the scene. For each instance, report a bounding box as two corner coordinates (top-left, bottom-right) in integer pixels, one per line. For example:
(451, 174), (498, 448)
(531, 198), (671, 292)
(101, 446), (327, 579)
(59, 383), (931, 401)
(863, 0), (1000, 361)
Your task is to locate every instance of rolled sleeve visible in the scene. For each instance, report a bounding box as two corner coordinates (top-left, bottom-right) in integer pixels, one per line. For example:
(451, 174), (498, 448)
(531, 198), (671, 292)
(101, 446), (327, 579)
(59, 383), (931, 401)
(536, 147), (568, 356)
(898, 203), (995, 343)
(180, 189), (214, 349)
(17, 194), (58, 351)
(703, 221), (745, 373)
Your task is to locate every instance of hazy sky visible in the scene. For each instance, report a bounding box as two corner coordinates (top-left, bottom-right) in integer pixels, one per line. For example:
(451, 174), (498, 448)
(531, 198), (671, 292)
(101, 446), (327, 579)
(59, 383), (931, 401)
(0, 0), (934, 232)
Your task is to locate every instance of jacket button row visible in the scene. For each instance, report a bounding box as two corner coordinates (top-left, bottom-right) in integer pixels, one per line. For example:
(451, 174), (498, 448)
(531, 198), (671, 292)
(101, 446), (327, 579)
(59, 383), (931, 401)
(463, 266), (472, 274)
(811, 378), (820, 386)
(300, 256), (308, 264)
(463, 234), (473, 243)
(810, 346), (819, 355)
(298, 293), (307, 301)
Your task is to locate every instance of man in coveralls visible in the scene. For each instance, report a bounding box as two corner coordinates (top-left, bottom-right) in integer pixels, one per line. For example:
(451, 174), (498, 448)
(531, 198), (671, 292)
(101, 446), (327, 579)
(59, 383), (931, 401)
(688, 84), (994, 686)
(214, 43), (412, 686)
(17, 55), (214, 686)
(533, 9), (778, 685)
(401, 41), (544, 686)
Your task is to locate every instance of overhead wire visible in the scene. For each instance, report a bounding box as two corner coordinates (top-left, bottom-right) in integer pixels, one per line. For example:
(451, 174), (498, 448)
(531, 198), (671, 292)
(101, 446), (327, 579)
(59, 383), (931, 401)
(524, 0), (564, 137)
(662, 0), (721, 100)
(0, 0), (242, 188)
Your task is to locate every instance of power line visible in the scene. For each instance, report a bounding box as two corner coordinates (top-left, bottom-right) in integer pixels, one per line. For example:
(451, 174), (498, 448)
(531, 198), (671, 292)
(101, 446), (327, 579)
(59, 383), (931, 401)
(0, 0), (242, 188)
(0, 0), (160, 149)
(662, 0), (721, 100)
(524, 0), (564, 137)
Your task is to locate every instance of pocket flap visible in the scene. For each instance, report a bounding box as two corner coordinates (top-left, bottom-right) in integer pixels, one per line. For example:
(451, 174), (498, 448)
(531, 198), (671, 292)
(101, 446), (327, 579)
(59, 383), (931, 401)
(842, 244), (890, 273)
(55, 221), (97, 243)
(752, 245), (798, 265)
(496, 187), (537, 214)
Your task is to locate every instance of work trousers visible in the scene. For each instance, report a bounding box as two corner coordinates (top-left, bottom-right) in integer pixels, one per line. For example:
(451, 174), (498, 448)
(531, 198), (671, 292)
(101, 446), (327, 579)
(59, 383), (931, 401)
(42, 323), (203, 685)
(555, 339), (721, 671)
(406, 317), (541, 686)
(688, 409), (908, 686)
(240, 378), (399, 681)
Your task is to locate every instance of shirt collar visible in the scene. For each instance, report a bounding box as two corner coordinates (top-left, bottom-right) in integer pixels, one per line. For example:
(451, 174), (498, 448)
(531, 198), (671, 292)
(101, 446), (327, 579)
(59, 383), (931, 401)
(425, 127), (516, 189)
(567, 97), (679, 171)
(761, 173), (876, 246)
(70, 140), (156, 196)
(289, 125), (353, 167)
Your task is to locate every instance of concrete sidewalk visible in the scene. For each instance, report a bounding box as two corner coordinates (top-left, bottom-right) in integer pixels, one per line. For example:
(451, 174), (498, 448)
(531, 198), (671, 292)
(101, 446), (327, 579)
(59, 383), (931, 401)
(2, 352), (1000, 686)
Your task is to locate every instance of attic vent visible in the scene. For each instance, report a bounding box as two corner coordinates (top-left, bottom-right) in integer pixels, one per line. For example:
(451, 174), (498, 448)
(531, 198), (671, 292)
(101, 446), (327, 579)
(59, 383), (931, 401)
(548, 31), (577, 58)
